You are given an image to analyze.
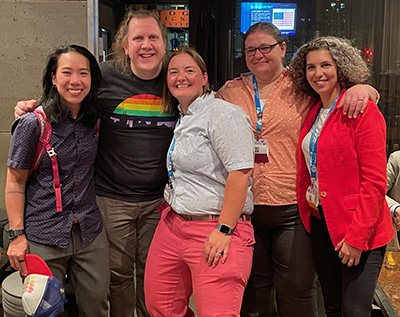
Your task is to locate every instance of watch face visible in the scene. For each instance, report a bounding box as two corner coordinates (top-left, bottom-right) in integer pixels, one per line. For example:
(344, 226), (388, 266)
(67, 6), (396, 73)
(219, 225), (230, 234)
(217, 224), (234, 235)
(9, 229), (25, 240)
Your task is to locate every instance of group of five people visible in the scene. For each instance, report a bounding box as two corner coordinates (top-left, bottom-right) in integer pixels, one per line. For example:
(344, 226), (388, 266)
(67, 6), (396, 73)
(6, 8), (395, 317)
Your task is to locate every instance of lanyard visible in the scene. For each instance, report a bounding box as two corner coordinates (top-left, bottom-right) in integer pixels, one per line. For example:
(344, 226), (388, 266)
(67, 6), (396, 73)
(167, 117), (181, 179)
(167, 137), (176, 178)
(308, 93), (340, 179)
(252, 75), (265, 137)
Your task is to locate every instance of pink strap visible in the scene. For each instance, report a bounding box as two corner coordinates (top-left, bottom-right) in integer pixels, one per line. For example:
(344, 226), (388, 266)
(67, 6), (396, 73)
(94, 118), (100, 137)
(30, 111), (50, 173)
(43, 143), (62, 212)
(31, 109), (63, 212)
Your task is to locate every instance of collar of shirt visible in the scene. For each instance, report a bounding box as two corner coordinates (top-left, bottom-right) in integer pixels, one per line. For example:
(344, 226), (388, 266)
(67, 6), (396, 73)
(58, 101), (86, 122)
(177, 93), (214, 116)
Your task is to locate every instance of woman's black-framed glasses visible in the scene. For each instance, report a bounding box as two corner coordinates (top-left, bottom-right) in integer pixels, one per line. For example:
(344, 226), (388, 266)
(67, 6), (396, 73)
(244, 42), (281, 56)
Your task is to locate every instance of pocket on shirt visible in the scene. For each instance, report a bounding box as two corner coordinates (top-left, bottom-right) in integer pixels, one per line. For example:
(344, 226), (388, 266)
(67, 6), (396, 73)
(344, 194), (359, 211)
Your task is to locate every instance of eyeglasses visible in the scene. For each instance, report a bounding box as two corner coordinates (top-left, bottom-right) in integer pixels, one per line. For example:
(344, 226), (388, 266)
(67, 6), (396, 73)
(243, 42), (281, 56)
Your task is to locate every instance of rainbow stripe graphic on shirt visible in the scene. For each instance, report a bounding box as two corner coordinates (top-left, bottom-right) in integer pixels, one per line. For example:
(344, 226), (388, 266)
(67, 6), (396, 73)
(111, 94), (176, 128)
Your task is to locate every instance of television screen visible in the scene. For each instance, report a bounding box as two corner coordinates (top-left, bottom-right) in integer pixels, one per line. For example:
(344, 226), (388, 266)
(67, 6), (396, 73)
(241, 2), (297, 35)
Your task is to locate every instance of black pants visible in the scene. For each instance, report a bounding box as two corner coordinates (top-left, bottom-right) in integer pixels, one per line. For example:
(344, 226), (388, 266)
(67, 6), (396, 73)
(310, 207), (385, 317)
(241, 204), (318, 317)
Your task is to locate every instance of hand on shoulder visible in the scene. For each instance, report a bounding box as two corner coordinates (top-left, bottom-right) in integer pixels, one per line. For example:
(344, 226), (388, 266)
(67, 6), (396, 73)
(14, 100), (37, 119)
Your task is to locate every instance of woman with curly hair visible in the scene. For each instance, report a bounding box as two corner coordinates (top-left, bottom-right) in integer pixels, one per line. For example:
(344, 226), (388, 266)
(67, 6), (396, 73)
(290, 36), (394, 316)
(217, 23), (379, 317)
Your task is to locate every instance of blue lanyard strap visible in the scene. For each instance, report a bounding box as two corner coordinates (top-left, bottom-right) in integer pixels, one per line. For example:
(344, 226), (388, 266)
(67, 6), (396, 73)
(252, 75), (264, 133)
(167, 136), (176, 178)
(167, 117), (180, 178)
(308, 93), (341, 179)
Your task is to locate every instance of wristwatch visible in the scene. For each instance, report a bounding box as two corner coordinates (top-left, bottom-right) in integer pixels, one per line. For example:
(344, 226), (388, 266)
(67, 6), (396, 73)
(9, 229), (26, 241)
(217, 224), (234, 235)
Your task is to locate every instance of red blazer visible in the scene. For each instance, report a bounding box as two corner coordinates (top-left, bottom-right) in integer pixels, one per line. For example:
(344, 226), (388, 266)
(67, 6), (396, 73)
(297, 90), (393, 251)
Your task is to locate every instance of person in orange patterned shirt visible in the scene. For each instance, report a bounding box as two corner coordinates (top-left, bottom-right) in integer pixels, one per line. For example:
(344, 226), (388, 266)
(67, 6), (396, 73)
(217, 22), (379, 317)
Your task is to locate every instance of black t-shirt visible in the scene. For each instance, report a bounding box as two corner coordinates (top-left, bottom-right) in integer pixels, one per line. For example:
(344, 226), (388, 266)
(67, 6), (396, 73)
(95, 61), (177, 202)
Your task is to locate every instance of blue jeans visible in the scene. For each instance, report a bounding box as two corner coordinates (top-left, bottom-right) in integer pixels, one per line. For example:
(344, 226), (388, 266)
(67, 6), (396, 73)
(241, 204), (318, 317)
(310, 207), (385, 316)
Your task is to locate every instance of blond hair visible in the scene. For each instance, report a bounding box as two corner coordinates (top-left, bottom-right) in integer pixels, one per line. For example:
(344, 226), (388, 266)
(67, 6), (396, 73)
(111, 9), (168, 73)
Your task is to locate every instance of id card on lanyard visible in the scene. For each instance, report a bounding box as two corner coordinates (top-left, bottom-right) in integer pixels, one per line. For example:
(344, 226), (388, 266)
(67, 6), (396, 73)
(306, 93), (340, 210)
(253, 75), (269, 163)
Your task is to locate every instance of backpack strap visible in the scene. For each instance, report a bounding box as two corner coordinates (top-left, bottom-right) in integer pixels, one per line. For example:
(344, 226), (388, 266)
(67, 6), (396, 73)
(30, 107), (63, 212)
(94, 118), (100, 137)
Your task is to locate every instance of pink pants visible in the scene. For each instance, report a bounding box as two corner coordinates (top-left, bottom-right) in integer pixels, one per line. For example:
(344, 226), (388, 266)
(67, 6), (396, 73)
(144, 208), (255, 317)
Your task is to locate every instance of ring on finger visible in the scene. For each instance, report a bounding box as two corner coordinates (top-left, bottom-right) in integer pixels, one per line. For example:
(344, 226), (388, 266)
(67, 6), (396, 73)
(17, 258), (25, 263)
(357, 98), (363, 101)
(348, 259), (354, 263)
(338, 252), (342, 257)
(216, 250), (223, 255)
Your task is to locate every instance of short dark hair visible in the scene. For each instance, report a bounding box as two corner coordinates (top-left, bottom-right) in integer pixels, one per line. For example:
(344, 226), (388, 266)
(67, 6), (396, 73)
(242, 22), (285, 51)
(40, 45), (102, 126)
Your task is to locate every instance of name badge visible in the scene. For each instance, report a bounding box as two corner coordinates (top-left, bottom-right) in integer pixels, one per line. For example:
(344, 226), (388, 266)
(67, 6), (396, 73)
(306, 184), (319, 210)
(164, 180), (173, 205)
(255, 139), (269, 163)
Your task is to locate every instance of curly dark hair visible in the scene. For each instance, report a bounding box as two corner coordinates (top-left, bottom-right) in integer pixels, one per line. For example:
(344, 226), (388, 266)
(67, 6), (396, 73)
(111, 9), (168, 73)
(40, 45), (101, 126)
(289, 36), (370, 98)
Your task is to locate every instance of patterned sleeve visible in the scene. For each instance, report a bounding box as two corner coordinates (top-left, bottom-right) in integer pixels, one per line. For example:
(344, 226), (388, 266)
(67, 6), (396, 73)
(209, 100), (254, 172)
(7, 112), (41, 170)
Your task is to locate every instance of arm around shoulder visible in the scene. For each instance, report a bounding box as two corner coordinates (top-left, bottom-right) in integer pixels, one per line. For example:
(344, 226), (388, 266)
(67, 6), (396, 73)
(338, 84), (379, 118)
(14, 99), (38, 119)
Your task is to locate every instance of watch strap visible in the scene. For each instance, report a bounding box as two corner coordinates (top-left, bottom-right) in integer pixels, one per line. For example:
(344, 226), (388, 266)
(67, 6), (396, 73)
(9, 229), (26, 241)
(217, 223), (234, 235)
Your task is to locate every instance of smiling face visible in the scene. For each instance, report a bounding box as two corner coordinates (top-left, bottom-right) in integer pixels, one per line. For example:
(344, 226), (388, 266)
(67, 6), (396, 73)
(306, 49), (341, 105)
(51, 52), (91, 112)
(124, 16), (166, 80)
(167, 53), (208, 111)
(244, 29), (286, 83)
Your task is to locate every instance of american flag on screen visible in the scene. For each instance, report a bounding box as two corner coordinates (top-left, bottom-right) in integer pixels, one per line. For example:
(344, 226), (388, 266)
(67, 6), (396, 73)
(273, 10), (294, 28)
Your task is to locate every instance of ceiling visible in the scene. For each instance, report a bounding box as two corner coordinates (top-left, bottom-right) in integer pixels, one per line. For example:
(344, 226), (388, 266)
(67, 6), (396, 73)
(100, 0), (188, 8)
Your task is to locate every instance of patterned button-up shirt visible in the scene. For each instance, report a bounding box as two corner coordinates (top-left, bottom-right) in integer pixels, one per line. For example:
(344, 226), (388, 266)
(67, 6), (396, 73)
(167, 94), (254, 215)
(217, 70), (313, 206)
(7, 106), (102, 247)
